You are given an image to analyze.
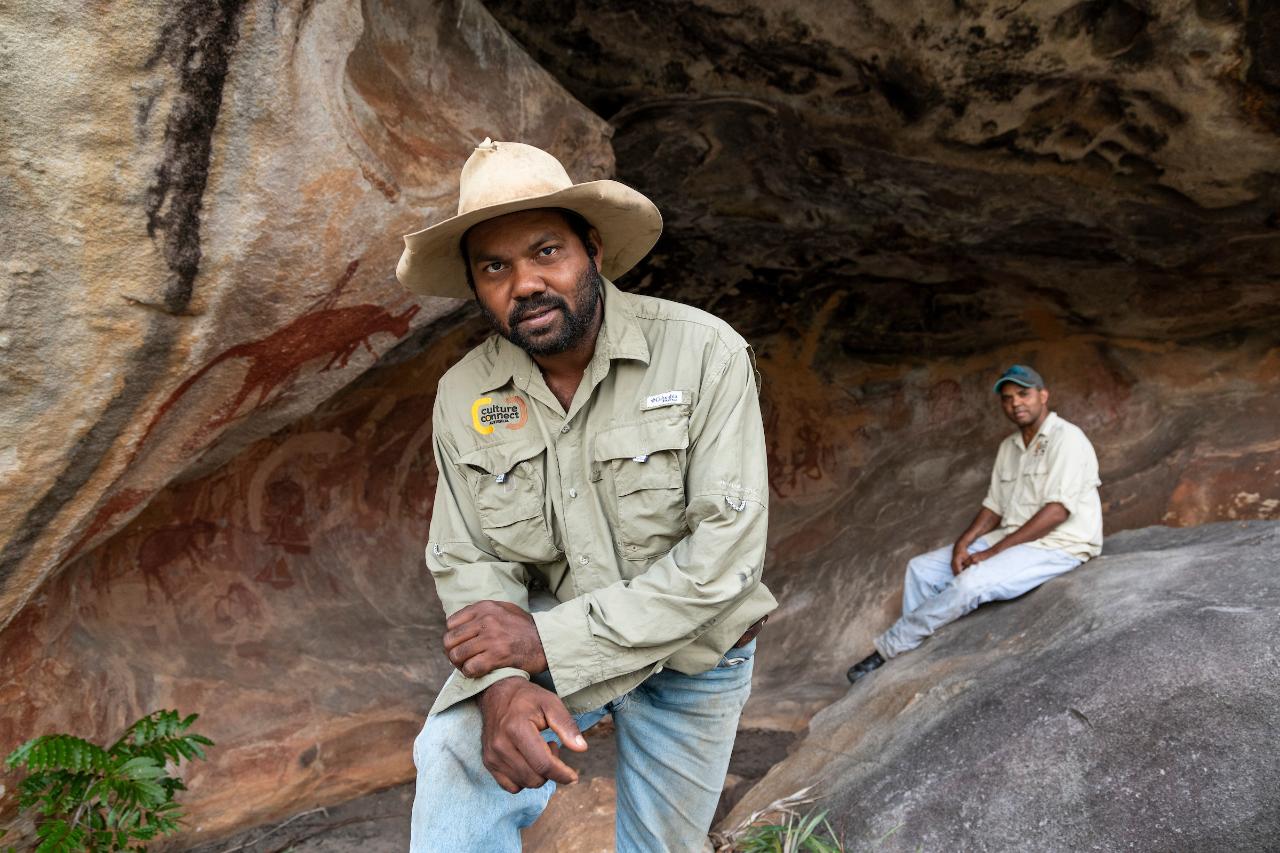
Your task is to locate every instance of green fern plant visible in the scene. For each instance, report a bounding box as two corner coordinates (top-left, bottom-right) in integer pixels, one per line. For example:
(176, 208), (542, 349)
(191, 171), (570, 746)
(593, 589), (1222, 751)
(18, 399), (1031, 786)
(2, 709), (213, 852)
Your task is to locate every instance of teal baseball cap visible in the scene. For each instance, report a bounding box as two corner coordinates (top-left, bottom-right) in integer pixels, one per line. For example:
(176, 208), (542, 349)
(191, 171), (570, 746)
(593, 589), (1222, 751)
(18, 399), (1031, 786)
(993, 364), (1045, 394)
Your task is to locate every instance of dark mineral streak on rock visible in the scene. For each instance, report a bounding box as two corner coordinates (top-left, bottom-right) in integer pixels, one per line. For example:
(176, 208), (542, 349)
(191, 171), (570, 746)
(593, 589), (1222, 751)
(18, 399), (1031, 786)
(144, 0), (247, 315)
(0, 1), (246, 588)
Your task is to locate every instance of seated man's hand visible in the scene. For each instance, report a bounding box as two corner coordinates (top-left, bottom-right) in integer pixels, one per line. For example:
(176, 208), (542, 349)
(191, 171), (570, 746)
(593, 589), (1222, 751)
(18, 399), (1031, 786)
(950, 544), (969, 576)
(444, 600), (548, 678)
(476, 677), (588, 793)
(961, 548), (995, 569)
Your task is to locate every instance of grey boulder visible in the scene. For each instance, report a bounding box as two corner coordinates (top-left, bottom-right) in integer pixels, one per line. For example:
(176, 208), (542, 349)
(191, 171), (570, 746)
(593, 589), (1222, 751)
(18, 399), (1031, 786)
(721, 522), (1280, 852)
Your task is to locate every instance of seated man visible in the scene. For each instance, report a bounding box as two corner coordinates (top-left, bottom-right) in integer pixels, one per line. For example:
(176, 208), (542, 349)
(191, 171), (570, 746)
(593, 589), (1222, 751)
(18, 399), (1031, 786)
(847, 365), (1103, 683)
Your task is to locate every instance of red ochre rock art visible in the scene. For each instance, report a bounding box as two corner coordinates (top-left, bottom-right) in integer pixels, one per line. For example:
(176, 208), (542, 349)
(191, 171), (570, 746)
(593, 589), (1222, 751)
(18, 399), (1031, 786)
(132, 265), (421, 463)
(0, 0), (614, 641)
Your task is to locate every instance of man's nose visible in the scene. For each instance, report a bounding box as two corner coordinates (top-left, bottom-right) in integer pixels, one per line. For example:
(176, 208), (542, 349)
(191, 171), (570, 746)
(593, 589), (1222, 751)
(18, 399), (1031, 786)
(510, 261), (547, 299)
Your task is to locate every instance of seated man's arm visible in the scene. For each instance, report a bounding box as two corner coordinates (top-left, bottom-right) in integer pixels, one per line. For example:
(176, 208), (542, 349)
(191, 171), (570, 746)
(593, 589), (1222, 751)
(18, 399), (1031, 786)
(950, 506), (1003, 575)
(963, 502), (1068, 567)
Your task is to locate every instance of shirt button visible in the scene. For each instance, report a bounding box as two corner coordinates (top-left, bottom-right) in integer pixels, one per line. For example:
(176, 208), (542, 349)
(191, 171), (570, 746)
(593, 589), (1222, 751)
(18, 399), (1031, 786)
(655, 665), (664, 674)
(560, 424), (570, 434)
(578, 555), (589, 565)
(568, 488), (578, 498)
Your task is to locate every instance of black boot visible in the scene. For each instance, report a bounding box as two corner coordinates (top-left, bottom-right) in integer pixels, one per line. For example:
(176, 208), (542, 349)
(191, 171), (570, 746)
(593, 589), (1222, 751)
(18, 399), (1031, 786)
(846, 651), (885, 684)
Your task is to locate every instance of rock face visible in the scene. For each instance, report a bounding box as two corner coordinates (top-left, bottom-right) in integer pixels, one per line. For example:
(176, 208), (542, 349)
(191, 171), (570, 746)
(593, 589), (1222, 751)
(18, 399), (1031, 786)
(0, 310), (489, 841)
(0, 0), (612, 633)
(721, 522), (1280, 850)
(3, 0), (1280, 847)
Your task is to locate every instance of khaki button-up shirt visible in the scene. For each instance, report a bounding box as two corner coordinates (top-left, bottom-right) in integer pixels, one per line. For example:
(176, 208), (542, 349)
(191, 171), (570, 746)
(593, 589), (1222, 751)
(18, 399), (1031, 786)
(426, 279), (777, 715)
(982, 411), (1104, 561)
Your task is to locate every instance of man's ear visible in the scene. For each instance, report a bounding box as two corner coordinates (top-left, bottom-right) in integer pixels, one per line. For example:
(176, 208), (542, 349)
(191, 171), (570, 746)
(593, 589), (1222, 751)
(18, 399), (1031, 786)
(1040, 388), (1050, 406)
(587, 228), (603, 261)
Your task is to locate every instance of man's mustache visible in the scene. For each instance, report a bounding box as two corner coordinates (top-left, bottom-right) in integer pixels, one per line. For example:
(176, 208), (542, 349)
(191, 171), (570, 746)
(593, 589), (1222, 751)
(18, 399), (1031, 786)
(509, 294), (568, 326)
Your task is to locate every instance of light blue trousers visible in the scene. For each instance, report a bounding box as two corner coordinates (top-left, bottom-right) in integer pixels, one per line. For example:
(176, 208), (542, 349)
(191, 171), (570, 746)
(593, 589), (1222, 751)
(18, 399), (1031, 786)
(409, 640), (755, 853)
(874, 537), (1081, 659)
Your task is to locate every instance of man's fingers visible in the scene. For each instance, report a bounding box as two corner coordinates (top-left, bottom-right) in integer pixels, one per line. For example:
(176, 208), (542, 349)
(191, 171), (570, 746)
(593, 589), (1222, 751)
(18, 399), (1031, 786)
(442, 622), (483, 651)
(445, 603), (485, 630)
(541, 698), (587, 752)
(488, 767), (521, 795)
(446, 638), (486, 668)
(489, 738), (547, 791)
(512, 722), (577, 786)
(460, 652), (497, 679)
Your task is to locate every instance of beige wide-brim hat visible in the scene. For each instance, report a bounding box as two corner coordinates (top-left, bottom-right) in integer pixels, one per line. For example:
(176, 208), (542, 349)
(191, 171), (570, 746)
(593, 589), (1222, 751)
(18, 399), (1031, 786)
(396, 138), (663, 299)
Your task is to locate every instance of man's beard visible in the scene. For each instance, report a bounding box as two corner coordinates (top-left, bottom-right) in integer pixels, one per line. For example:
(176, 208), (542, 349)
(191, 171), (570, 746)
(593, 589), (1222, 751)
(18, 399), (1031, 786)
(480, 261), (603, 357)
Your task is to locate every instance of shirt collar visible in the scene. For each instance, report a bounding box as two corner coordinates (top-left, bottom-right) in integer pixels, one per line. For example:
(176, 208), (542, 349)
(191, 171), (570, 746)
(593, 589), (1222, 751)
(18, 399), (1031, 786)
(1016, 410), (1060, 450)
(476, 276), (649, 394)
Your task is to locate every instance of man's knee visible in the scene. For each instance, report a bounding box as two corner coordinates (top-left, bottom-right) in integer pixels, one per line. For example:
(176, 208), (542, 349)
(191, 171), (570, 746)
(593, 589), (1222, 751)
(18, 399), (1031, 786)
(950, 569), (989, 603)
(414, 703), (481, 773)
(906, 549), (946, 579)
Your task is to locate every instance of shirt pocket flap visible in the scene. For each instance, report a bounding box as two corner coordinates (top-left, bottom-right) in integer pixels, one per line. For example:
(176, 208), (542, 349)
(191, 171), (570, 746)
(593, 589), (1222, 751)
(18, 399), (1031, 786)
(592, 418), (688, 497)
(459, 438), (547, 475)
(592, 417), (689, 463)
(459, 439), (547, 528)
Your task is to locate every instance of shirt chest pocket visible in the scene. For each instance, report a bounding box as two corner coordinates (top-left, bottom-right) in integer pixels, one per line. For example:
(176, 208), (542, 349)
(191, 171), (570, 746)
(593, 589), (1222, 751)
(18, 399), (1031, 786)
(459, 439), (560, 565)
(593, 416), (690, 562)
(1022, 453), (1051, 505)
(1004, 453), (1049, 510)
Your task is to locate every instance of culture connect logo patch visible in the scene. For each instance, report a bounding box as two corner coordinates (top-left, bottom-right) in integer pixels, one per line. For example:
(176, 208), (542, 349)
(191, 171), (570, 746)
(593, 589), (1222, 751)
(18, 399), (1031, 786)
(471, 395), (529, 435)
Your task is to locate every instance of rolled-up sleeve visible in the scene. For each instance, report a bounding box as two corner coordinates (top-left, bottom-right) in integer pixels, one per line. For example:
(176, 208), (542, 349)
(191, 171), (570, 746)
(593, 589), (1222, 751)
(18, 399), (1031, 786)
(426, 398), (532, 713)
(533, 345), (769, 695)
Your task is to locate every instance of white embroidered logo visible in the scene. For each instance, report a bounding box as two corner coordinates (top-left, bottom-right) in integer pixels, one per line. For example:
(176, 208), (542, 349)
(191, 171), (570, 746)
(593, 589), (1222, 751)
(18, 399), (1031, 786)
(643, 390), (684, 409)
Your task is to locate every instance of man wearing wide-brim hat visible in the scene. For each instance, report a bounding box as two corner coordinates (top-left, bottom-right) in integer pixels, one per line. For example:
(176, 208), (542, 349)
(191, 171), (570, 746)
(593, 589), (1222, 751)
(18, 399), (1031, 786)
(400, 138), (776, 852)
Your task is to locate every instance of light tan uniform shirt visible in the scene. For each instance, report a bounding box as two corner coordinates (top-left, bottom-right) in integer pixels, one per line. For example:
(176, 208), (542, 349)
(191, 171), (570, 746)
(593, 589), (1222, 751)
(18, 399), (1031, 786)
(981, 411), (1104, 561)
(426, 279), (777, 715)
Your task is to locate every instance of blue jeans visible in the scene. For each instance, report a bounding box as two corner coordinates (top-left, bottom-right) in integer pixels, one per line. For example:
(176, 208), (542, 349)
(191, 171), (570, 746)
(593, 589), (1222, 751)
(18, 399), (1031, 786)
(410, 640), (756, 852)
(874, 537), (1082, 659)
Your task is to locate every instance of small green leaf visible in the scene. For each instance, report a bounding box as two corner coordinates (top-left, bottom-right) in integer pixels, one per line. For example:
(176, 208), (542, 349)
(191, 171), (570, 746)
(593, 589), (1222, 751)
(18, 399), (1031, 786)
(117, 756), (165, 780)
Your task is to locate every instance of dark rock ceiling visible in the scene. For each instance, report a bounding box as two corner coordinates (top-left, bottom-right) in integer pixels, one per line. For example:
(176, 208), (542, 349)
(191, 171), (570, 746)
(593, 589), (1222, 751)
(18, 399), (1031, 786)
(484, 0), (1280, 353)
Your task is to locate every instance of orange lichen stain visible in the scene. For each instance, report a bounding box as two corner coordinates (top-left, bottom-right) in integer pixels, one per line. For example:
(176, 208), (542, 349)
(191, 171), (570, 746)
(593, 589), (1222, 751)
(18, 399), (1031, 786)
(1252, 346), (1280, 384)
(758, 291), (873, 497)
(360, 163), (400, 201)
(1163, 479), (1207, 527)
(1022, 306), (1067, 341)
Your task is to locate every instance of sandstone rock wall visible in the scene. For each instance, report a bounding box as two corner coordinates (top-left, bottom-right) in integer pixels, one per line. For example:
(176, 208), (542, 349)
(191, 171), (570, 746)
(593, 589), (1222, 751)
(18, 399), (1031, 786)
(0, 310), (485, 841)
(0, 0), (612, 634)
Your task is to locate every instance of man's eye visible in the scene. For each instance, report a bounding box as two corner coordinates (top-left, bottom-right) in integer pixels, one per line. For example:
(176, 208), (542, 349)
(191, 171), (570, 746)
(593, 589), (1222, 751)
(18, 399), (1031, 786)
(484, 262), (504, 273)
(539, 246), (558, 257)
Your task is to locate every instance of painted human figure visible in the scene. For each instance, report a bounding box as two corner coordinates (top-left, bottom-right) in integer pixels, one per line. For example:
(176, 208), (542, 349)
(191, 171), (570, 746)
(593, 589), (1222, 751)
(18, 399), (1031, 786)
(395, 140), (776, 852)
(847, 365), (1103, 683)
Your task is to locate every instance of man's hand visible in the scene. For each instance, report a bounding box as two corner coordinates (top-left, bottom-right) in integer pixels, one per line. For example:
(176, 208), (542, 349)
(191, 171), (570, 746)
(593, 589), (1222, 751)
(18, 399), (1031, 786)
(951, 542), (971, 576)
(961, 547), (997, 570)
(476, 677), (588, 793)
(444, 600), (547, 678)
